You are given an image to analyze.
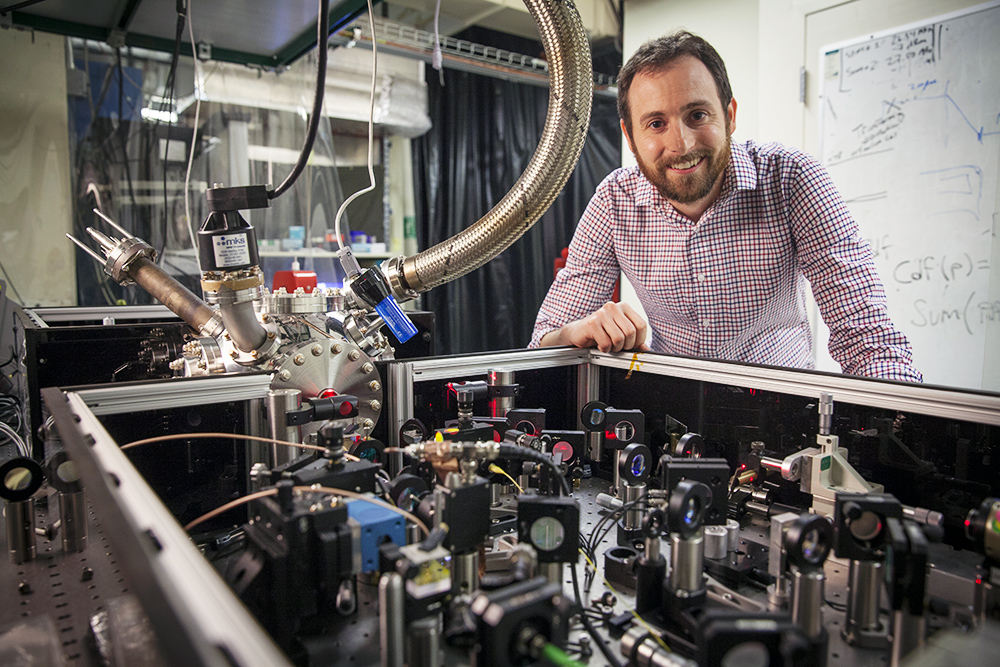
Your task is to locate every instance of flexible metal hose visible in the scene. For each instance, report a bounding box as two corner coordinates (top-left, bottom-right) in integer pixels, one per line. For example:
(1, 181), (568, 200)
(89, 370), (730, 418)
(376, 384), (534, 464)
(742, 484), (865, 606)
(390, 0), (593, 296)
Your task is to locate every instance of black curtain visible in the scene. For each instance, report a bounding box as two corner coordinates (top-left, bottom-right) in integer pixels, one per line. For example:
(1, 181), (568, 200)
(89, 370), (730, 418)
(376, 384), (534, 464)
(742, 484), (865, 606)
(413, 67), (621, 354)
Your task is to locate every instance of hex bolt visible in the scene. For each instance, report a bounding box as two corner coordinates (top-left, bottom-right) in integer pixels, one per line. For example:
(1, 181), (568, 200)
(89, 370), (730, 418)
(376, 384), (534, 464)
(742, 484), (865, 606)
(362, 363), (374, 374)
(279, 370), (291, 381)
(230, 350), (240, 359)
(311, 344), (323, 356)
(261, 313), (269, 323)
(363, 419), (374, 430)
(293, 354), (305, 366)
(348, 350), (361, 362)
(81, 567), (94, 582)
(18, 581), (32, 595)
(369, 381), (381, 391)
(369, 400), (381, 412)
(267, 331), (276, 339)
(250, 350), (260, 359)
(332, 344), (343, 354)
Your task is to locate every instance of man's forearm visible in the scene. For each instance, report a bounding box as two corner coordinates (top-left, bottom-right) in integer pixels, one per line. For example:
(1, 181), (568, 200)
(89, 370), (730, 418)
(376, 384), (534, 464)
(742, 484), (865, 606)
(538, 328), (567, 347)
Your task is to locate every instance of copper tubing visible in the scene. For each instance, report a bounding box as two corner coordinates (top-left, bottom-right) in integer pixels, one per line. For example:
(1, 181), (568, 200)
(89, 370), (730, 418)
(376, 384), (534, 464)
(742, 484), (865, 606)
(393, 0), (592, 295)
(127, 257), (224, 337)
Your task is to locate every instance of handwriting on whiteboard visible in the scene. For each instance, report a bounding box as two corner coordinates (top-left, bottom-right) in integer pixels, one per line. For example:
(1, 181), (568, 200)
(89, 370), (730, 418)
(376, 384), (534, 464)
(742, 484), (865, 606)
(910, 293), (1000, 336)
(892, 253), (990, 285)
(840, 26), (936, 90)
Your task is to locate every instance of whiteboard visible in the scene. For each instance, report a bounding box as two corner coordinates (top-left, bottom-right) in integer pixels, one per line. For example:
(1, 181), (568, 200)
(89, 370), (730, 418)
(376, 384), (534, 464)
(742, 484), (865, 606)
(818, 1), (1000, 390)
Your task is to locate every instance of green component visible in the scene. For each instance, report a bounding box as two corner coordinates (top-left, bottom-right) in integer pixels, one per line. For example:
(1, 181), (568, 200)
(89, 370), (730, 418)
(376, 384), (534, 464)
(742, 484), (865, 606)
(541, 643), (587, 667)
(403, 215), (416, 239)
(820, 456), (831, 471)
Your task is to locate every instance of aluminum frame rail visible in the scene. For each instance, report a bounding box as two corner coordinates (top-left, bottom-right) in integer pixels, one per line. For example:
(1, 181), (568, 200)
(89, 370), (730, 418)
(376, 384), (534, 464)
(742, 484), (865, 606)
(587, 351), (1000, 427)
(42, 387), (294, 667)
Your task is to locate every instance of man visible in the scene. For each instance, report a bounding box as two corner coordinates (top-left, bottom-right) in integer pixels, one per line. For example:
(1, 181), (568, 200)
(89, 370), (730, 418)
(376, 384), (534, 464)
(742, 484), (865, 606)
(530, 30), (921, 383)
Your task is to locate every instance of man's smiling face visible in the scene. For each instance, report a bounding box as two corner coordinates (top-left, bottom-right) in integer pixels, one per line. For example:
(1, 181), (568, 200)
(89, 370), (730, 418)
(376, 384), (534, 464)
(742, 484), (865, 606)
(623, 55), (737, 220)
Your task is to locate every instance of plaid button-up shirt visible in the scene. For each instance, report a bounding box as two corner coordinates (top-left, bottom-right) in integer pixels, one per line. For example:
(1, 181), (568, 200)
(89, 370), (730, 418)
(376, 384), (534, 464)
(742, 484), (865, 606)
(530, 140), (922, 382)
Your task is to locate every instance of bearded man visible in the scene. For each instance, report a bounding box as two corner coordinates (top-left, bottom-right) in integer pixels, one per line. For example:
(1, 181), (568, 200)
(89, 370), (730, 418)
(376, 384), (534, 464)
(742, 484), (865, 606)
(530, 30), (921, 382)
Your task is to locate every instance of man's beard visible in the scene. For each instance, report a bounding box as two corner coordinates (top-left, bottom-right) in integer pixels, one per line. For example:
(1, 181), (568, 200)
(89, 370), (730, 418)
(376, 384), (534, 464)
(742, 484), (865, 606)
(636, 133), (732, 205)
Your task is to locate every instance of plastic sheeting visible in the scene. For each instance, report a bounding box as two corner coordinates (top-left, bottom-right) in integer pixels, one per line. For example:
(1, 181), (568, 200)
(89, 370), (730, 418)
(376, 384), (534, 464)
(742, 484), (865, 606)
(412, 67), (620, 354)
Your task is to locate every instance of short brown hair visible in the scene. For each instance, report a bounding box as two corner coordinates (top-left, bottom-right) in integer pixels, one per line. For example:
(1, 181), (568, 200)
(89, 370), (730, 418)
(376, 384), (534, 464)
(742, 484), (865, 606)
(617, 31), (733, 135)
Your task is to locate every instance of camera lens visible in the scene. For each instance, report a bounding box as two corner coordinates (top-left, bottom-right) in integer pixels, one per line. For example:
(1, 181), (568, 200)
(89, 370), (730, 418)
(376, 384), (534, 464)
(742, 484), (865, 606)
(630, 454), (645, 478)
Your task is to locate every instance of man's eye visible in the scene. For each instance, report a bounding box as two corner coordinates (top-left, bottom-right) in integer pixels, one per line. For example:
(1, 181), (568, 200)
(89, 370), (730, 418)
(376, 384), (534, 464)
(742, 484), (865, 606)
(690, 111), (707, 122)
(648, 120), (664, 129)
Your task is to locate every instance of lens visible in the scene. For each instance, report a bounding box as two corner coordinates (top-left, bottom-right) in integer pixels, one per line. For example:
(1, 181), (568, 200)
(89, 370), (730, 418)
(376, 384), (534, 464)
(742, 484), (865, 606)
(4, 467), (33, 492)
(552, 441), (573, 463)
(630, 454), (646, 478)
(848, 510), (883, 542)
(530, 517), (566, 551)
(683, 496), (701, 525)
(399, 488), (418, 512)
(589, 408), (604, 426)
(801, 528), (822, 561)
(516, 421), (536, 435)
(56, 460), (80, 484)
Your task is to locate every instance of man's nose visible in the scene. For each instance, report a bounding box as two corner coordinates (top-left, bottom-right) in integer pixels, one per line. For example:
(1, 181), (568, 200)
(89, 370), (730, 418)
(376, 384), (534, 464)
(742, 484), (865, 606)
(665, 122), (694, 155)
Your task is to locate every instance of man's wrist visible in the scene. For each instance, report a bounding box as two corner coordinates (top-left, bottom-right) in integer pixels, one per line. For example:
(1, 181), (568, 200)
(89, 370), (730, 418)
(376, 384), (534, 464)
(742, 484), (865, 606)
(538, 327), (567, 347)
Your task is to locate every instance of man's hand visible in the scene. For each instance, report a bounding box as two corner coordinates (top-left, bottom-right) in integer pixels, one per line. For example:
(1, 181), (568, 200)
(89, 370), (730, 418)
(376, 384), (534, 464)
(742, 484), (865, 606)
(539, 302), (650, 353)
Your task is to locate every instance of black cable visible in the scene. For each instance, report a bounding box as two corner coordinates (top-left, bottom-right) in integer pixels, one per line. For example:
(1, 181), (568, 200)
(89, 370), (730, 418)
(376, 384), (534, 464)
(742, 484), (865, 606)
(115, 49), (139, 216)
(497, 444), (572, 497)
(268, 0), (329, 200)
(570, 563), (623, 667)
(162, 0), (187, 244)
(0, 0), (47, 13)
(584, 493), (647, 561)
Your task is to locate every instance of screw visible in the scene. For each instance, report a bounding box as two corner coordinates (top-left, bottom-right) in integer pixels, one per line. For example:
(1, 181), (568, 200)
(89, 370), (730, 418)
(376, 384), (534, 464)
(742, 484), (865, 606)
(369, 381), (381, 391)
(363, 419), (374, 430)
(311, 344), (323, 356)
(348, 350), (360, 362)
(224, 333), (231, 340)
(293, 354), (305, 366)
(369, 400), (381, 411)
(81, 567), (94, 582)
(261, 313), (269, 323)
(362, 363), (374, 374)
(332, 343), (343, 354)
(279, 370), (291, 381)
(267, 331), (276, 340)
(250, 350), (259, 359)
(230, 350), (239, 359)
(18, 581), (32, 595)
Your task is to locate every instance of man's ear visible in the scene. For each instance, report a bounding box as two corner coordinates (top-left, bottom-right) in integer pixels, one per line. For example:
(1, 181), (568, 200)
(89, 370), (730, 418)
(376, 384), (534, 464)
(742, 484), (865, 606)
(621, 118), (637, 154)
(727, 98), (737, 135)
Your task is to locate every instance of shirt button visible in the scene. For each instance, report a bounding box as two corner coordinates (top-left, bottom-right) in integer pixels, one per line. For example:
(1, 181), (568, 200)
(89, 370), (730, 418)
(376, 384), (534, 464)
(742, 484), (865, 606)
(701, 318), (710, 327)
(695, 273), (706, 282)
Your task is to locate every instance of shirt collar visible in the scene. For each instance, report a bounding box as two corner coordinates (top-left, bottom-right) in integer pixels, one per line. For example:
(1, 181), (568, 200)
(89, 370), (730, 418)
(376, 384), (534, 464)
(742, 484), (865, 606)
(633, 139), (759, 209)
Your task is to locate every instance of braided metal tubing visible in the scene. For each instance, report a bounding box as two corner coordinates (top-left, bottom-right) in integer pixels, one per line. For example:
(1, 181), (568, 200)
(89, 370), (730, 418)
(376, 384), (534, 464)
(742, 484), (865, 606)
(390, 0), (593, 297)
